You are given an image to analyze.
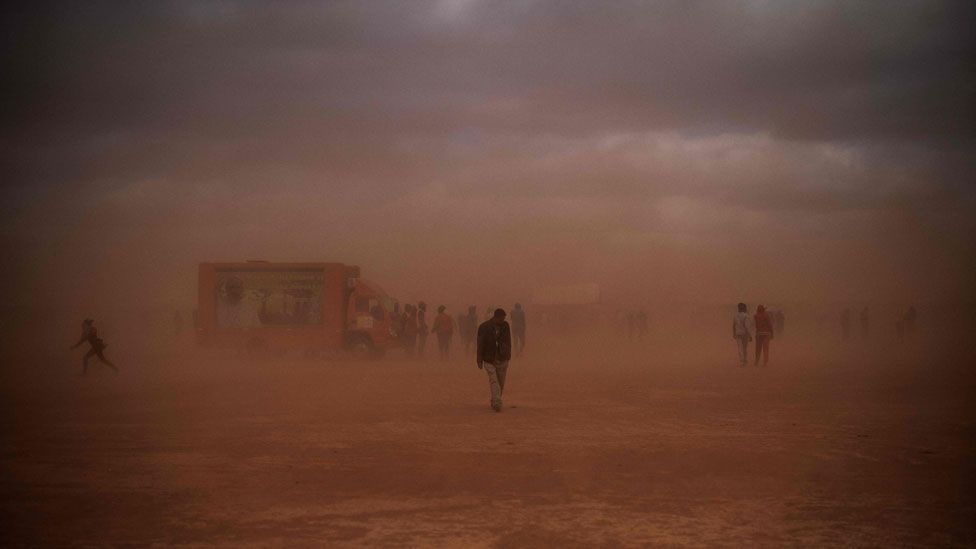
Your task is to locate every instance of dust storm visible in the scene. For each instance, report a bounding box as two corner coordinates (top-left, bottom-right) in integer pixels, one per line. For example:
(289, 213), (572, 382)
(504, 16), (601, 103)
(2, 2), (975, 546)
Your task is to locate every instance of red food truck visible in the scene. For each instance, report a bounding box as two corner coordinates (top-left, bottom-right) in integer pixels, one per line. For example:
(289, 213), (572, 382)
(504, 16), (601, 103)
(197, 261), (401, 357)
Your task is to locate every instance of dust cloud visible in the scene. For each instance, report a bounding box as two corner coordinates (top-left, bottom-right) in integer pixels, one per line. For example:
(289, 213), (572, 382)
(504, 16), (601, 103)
(2, 1), (975, 546)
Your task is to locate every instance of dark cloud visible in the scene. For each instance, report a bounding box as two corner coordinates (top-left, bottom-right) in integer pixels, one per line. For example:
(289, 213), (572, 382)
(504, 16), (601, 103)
(1, 0), (974, 307)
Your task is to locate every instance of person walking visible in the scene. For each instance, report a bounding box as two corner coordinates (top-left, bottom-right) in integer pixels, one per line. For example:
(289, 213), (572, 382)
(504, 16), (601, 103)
(71, 319), (118, 375)
(754, 305), (774, 366)
(511, 303), (526, 357)
(417, 301), (429, 358)
(477, 308), (513, 412)
(460, 306), (478, 354)
(402, 304), (418, 358)
(431, 305), (454, 361)
(732, 303), (752, 367)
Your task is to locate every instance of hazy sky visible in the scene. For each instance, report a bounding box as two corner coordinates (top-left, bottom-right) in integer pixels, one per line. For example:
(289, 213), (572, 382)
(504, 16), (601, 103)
(2, 1), (974, 310)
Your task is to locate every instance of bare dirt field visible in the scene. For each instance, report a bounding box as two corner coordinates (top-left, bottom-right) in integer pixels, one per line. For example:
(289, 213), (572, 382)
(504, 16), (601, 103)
(2, 331), (974, 547)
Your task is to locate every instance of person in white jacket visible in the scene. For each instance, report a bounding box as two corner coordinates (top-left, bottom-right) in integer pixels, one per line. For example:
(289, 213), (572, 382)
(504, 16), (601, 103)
(732, 302), (752, 366)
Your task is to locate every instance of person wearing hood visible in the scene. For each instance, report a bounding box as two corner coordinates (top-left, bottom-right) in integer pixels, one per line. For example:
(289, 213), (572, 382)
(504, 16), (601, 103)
(754, 305), (774, 366)
(71, 318), (118, 375)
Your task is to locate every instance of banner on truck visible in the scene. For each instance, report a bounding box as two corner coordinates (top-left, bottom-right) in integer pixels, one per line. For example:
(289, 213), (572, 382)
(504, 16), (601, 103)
(215, 269), (324, 328)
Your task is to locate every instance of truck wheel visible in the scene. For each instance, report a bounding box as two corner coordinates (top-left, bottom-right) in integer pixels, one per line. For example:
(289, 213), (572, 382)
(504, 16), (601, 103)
(348, 337), (374, 360)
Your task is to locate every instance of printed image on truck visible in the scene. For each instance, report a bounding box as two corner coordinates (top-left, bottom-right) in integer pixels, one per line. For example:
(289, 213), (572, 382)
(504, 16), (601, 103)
(215, 269), (325, 328)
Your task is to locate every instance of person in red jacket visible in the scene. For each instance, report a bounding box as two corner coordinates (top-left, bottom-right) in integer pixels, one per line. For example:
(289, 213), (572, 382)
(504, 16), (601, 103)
(431, 305), (455, 361)
(754, 305), (774, 366)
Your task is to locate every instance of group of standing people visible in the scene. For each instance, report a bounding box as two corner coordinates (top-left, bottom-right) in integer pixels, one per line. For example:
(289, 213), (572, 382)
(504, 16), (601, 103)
(732, 303), (780, 367)
(397, 302), (526, 363)
(840, 305), (916, 342)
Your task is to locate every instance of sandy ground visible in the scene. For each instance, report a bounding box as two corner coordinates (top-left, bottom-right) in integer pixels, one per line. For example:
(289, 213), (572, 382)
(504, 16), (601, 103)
(2, 332), (975, 547)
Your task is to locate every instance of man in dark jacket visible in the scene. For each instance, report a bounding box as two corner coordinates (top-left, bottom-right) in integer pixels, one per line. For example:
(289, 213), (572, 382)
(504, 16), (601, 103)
(477, 308), (512, 412)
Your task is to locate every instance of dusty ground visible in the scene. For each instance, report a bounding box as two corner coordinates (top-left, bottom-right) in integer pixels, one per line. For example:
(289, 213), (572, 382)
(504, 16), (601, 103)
(2, 332), (974, 547)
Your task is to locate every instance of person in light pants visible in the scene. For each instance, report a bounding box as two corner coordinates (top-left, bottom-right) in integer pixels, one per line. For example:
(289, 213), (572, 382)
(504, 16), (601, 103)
(477, 308), (513, 412)
(732, 302), (752, 367)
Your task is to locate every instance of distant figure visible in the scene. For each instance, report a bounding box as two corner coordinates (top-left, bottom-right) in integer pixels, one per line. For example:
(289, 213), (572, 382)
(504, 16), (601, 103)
(71, 319), (118, 375)
(417, 302), (429, 358)
(390, 302), (404, 339)
(896, 319), (905, 343)
(454, 312), (468, 346)
(860, 306), (870, 339)
(841, 308), (852, 341)
(511, 303), (526, 357)
(460, 306), (478, 354)
(732, 303), (752, 367)
(627, 312), (636, 341)
(774, 310), (785, 337)
(905, 305), (917, 337)
(431, 305), (454, 361)
(477, 308), (513, 412)
(754, 305), (774, 366)
(402, 304), (418, 358)
(636, 310), (648, 340)
(172, 310), (184, 336)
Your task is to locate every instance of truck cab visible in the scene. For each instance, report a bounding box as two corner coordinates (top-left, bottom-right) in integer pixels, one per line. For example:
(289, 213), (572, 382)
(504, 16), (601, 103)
(345, 278), (401, 357)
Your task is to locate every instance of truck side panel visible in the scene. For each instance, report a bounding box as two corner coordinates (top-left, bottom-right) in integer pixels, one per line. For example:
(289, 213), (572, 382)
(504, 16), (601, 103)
(197, 262), (351, 352)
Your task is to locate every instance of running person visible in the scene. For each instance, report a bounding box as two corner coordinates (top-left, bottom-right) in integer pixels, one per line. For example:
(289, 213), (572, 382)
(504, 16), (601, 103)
(71, 319), (118, 375)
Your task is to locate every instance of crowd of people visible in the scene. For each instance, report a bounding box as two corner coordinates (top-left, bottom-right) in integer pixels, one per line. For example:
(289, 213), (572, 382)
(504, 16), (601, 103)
(392, 301), (527, 363)
(71, 300), (922, 410)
